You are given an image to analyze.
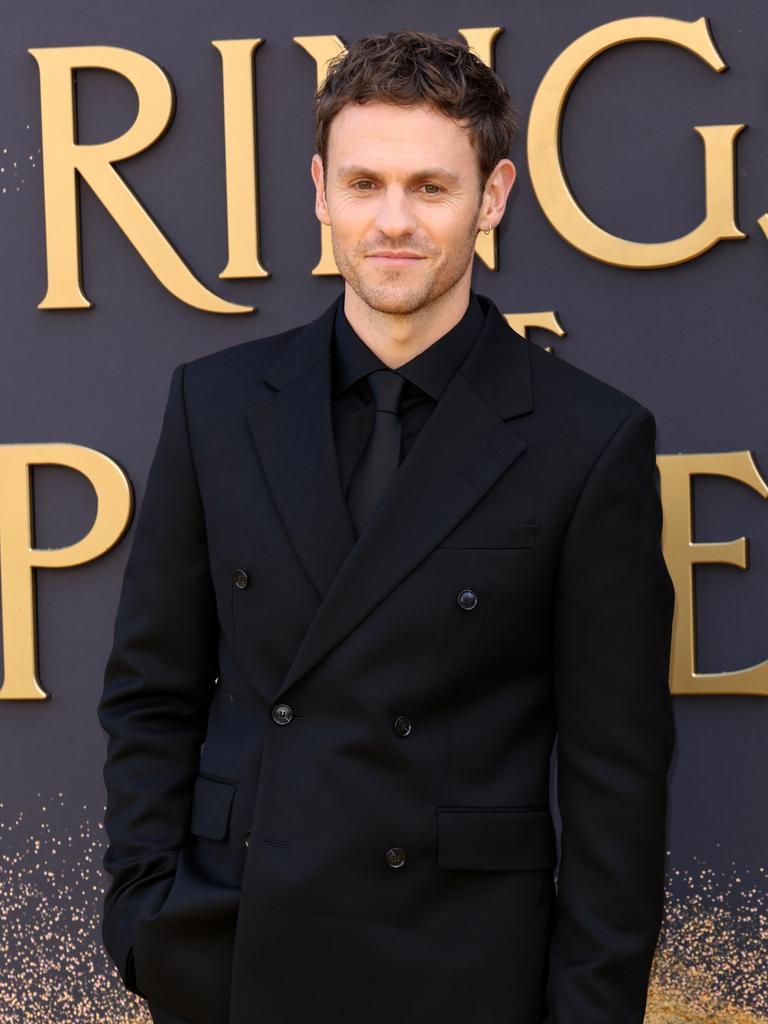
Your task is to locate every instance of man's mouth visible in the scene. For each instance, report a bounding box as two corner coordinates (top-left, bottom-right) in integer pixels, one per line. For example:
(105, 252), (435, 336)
(366, 251), (426, 264)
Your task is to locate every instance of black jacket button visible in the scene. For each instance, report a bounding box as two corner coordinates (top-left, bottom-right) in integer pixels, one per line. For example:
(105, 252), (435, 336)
(393, 715), (412, 737)
(457, 588), (478, 610)
(385, 847), (406, 868)
(272, 703), (293, 725)
(233, 568), (249, 590)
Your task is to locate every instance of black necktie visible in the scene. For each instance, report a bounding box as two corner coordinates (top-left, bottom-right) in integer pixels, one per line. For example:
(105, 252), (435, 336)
(347, 368), (406, 536)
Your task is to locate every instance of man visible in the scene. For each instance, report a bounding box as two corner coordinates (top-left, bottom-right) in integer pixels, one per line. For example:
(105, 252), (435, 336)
(98, 29), (676, 1024)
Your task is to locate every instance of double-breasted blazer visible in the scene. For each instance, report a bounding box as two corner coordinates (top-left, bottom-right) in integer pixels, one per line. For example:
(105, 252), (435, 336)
(98, 291), (676, 1024)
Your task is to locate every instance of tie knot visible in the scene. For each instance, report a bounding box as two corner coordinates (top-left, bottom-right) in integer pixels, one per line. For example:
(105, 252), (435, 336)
(367, 368), (405, 414)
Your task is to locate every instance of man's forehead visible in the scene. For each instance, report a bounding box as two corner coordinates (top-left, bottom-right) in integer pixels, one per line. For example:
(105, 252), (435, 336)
(326, 102), (475, 163)
(327, 101), (473, 143)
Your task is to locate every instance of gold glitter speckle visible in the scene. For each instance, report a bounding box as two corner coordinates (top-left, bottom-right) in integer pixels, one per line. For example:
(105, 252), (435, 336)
(0, 792), (150, 1023)
(647, 858), (768, 1022)
(1, 795), (765, 1022)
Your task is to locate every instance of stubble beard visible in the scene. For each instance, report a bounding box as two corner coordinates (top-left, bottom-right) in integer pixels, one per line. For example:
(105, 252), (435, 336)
(330, 220), (480, 317)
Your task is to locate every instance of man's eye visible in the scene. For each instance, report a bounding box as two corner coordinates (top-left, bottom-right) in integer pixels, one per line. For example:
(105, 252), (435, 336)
(353, 180), (375, 191)
(421, 183), (441, 195)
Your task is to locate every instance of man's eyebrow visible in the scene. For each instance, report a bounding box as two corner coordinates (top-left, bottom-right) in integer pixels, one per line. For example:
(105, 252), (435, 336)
(335, 165), (462, 185)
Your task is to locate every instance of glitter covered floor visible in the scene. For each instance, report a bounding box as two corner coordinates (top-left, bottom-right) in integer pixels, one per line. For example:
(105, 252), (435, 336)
(1, 793), (765, 1023)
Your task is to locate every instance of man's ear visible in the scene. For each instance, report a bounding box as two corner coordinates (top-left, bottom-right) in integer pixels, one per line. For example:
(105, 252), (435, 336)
(311, 153), (331, 227)
(478, 158), (517, 233)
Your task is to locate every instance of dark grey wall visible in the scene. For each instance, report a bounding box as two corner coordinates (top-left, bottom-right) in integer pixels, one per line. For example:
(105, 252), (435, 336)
(1, 1), (765, 1019)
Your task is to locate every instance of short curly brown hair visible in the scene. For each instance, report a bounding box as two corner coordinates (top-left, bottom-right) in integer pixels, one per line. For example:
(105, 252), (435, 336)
(314, 29), (519, 185)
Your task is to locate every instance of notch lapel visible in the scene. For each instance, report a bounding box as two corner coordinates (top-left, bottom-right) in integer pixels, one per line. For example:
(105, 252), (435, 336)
(246, 295), (356, 601)
(247, 294), (534, 702)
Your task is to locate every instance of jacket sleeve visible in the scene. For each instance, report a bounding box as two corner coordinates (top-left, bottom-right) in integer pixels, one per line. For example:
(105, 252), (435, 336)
(97, 362), (219, 996)
(544, 405), (676, 1023)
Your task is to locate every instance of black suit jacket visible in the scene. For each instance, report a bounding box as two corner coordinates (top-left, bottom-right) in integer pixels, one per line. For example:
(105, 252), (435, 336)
(98, 292), (676, 1024)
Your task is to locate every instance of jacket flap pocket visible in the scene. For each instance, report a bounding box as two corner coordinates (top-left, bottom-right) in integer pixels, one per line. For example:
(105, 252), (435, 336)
(189, 775), (235, 840)
(437, 806), (556, 871)
(437, 521), (538, 549)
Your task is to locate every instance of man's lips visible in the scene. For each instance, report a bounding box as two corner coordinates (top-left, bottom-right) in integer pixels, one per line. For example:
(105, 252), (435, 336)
(366, 252), (427, 264)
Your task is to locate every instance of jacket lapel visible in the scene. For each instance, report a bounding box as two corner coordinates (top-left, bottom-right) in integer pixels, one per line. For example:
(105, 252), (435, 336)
(246, 296), (356, 602)
(247, 293), (534, 701)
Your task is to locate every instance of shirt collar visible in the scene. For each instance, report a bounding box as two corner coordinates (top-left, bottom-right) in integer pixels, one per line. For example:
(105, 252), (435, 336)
(332, 291), (485, 402)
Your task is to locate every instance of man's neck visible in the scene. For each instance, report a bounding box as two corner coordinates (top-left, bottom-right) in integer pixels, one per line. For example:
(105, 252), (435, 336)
(343, 281), (472, 370)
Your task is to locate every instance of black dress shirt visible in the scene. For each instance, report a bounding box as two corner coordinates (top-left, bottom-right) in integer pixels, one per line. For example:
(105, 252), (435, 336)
(331, 292), (485, 501)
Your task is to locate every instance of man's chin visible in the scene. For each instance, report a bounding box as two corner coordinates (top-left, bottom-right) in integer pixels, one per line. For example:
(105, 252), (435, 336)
(363, 297), (426, 315)
(349, 280), (434, 316)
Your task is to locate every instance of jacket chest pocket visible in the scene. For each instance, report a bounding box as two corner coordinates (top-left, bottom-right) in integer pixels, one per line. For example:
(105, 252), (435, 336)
(432, 520), (542, 635)
(436, 520), (538, 550)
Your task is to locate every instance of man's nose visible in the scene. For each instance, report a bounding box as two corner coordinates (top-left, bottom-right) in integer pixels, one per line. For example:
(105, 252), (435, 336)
(373, 187), (418, 237)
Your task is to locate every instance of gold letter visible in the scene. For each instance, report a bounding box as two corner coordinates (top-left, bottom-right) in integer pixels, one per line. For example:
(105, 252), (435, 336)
(504, 310), (565, 351)
(212, 39), (269, 280)
(527, 17), (745, 268)
(0, 444), (132, 700)
(457, 28), (504, 270)
(755, 212), (768, 243)
(28, 45), (252, 313)
(657, 451), (768, 695)
(294, 35), (346, 276)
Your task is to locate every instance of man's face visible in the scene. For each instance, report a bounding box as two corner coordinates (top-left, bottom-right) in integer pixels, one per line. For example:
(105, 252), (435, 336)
(311, 101), (486, 316)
